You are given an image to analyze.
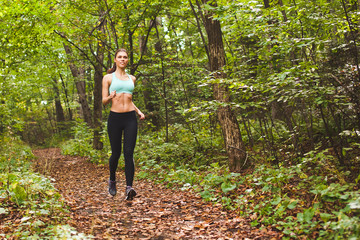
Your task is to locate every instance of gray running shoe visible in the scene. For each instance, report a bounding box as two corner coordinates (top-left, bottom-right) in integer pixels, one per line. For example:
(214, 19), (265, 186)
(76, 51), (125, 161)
(125, 186), (136, 200)
(108, 180), (116, 196)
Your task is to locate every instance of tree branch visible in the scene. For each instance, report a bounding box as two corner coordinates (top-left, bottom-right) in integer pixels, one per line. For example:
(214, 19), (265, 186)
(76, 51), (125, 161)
(54, 30), (97, 69)
(132, 15), (158, 74)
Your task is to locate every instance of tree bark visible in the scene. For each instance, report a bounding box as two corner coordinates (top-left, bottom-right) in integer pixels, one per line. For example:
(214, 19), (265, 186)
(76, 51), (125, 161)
(278, 0), (288, 22)
(59, 74), (73, 121)
(201, 0), (246, 171)
(189, 0), (209, 60)
(92, 43), (105, 150)
(63, 44), (93, 126)
(155, 18), (169, 141)
(51, 77), (65, 130)
(263, 0), (270, 8)
(140, 20), (161, 130)
(92, 10), (106, 150)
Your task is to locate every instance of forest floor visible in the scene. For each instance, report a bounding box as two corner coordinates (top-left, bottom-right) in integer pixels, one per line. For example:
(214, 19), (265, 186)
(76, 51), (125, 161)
(32, 148), (281, 240)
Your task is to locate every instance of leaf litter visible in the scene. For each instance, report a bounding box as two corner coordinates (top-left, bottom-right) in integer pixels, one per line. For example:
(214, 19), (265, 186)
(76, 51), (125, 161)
(32, 148), (281, 239)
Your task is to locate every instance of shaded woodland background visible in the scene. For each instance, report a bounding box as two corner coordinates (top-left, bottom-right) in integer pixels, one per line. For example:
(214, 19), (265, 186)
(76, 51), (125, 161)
(0, 0), (360, 239)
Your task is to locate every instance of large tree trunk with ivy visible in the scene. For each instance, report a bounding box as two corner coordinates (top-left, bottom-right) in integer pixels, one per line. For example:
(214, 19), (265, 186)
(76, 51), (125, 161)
(92, 48), (104, 150)
(202, 0), (246, 171)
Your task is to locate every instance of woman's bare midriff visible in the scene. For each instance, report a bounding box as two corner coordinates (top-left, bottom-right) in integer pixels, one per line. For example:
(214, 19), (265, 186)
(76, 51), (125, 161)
(110, 93), (135, 113)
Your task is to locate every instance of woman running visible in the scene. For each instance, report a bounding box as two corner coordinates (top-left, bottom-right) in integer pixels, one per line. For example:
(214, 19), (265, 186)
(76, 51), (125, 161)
(102, 48), (145, 200)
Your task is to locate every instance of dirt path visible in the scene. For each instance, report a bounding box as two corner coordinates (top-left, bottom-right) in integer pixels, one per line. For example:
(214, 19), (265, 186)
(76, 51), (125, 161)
(32, 148), (280, 240)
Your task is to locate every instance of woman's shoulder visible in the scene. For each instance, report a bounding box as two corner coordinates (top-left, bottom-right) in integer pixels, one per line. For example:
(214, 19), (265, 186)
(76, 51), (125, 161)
(128, 74), (136, 82)
(104, 73), (114, 78)
(103, 73), (113, 81)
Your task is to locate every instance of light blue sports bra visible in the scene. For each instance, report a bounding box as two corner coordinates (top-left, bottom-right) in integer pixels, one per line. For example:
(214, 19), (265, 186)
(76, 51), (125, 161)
(109, 73), (134, 95)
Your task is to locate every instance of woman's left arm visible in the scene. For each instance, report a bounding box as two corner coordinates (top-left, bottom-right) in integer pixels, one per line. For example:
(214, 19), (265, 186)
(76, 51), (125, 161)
(133, 102), (145, 120)
(131, 75), (145, 120)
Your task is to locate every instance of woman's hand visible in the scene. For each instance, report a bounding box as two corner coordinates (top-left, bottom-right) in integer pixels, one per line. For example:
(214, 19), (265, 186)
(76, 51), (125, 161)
(109, 90), (116, 99)
(138, 112), (145, 120)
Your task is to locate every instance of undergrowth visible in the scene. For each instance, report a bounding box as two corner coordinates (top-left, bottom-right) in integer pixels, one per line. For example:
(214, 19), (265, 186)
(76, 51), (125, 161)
(60, 118), (109, 164)
(59, 120), (360, 239)
(135, 126), (360, 240)
(0, 134), (92, 239)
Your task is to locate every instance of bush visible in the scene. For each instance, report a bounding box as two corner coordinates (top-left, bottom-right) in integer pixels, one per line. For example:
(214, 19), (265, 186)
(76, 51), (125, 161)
(60, 119), (108, 164)
(0, 134), (92, 239)
(136, 130), (360, 239)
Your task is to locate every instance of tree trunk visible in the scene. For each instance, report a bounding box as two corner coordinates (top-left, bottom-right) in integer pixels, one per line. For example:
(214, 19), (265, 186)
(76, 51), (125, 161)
(92, 15), (106, 150)
(140, 20), (161, 130)
(202, 0), (246, 171)
(263, 0), (270, 8)
(63, 44), (93, 126)
(278, 0), (288, 22)
(189, 0), (209, 60)
(155, 18), (169, 142)
(52, 77), (65, 130)
(92, 49), (104, 150)
(59, 74), (73, 121)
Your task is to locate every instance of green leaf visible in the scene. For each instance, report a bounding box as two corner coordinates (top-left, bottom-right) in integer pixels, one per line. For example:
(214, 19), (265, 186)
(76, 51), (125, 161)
(348, 198), (360, 210)
(303, 208), (315, 223)
(297, 212), (304, 222)
(271, 196), (282, 205)
(200, 190), (212, 201)
(21, 216), (31, 222)
(10, 182), (27, 204)
(250, 220), (259, 227)
(287, 200), (298, 210)
(221, 182), (237, 193)
(0, 208), (8, 214)
(319, 213), (334, 222)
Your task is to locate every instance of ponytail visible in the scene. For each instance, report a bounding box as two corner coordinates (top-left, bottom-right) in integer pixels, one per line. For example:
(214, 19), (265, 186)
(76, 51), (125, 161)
(107, 63), (116, 74)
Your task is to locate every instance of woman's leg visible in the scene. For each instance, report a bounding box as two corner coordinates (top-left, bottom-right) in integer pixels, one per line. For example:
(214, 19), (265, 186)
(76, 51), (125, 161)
(123, 112), (138, 187)
(107, 112), (123, 182)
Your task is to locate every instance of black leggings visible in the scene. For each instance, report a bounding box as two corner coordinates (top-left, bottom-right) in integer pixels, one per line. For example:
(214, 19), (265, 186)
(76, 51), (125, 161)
(107, 111), (138, 186)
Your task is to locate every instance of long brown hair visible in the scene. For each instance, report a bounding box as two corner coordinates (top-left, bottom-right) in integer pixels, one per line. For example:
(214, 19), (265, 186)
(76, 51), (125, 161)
(107, 48), (128, 74)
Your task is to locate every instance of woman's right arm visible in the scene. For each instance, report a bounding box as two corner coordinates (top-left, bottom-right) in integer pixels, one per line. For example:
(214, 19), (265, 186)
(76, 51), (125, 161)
(102, 75), (115, 105)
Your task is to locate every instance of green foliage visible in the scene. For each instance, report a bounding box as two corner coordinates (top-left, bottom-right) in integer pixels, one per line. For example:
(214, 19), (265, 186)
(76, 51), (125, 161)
(240, 151), (360, 239)
(60, 119), (108, 164)
(1, 0), (360, 238)
(137, 129), (359, 238)
(0, 135), (91, 239)
(137, 123), (225, 167)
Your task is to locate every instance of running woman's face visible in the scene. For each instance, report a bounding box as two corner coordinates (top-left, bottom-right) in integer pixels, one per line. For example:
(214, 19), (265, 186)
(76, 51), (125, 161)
(115, 51), (128, 68)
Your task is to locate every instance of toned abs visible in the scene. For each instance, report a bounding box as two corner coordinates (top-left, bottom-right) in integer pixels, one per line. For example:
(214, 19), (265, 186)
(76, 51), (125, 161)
(111, 93), (135, 113)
